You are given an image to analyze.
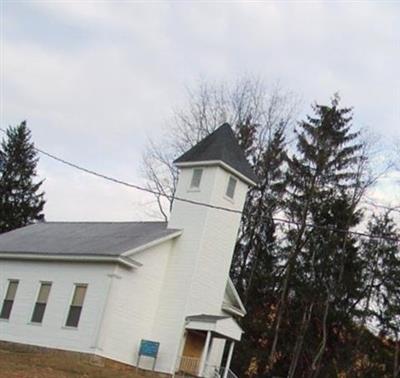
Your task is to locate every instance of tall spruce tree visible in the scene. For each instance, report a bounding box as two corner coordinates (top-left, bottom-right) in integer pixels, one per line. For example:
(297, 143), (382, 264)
(230, 126), (288, 376)
(360, 212), (400, 378)
(0, 121), (45, 233)
(267, 95), (366, 377)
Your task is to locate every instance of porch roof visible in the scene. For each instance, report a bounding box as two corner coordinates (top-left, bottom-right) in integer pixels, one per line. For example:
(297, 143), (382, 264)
(185, 314), (243, 341)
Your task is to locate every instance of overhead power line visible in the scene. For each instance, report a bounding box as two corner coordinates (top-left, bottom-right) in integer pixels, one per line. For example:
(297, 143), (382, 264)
(362, 197), (400, 215)
(0, 126), (399, 243)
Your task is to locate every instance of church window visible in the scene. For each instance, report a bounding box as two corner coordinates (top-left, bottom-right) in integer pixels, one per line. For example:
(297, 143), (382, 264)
(190, 168), (203, 188)
(31, 282), (52, 324)
(0, 280), (19, 320)
(65, 284), (87, 328)
(226, 176), (237, 199)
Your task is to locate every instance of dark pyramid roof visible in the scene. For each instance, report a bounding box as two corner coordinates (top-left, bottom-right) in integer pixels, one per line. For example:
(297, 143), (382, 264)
(174, 123), (257, 183)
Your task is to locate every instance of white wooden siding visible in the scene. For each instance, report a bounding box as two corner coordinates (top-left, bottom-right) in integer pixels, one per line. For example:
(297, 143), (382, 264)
(152, 165), (248, 374)
(0, 260), (114, 353)
(96, 240), (174, 372)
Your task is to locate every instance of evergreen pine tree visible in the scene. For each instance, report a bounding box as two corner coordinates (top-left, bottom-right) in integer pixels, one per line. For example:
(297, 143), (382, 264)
(0, 121), (45, 233)
(231, 125), (287, 376)
(268, 95), (366, 377)
(361, 212), (400, 378)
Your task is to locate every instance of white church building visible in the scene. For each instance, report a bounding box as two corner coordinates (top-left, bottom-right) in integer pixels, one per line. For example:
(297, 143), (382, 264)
(0, 124), (257, 377)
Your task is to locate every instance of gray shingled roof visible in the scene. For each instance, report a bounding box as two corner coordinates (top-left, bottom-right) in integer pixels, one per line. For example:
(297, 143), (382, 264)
(0, 222), (181, 257)
(174, 123), (257, 183)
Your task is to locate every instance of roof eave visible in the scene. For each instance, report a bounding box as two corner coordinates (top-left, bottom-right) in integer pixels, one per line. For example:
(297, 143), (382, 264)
(222, 302), (246, 317)
(175, 160), (257, 186)
(227, 278), (247, 316)
(185, 314), (244, 341)
(121, 230), (183, 257)
(0, 252), (141, 269)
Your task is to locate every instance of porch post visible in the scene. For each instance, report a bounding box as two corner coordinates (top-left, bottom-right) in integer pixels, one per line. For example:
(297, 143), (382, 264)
(223, 341), (235, 378)
(199, 331), (212, 377)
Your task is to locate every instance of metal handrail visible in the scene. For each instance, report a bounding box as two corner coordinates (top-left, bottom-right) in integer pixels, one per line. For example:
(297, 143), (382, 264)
(204, 364), (221, 377)
(219, 367), (239, 378)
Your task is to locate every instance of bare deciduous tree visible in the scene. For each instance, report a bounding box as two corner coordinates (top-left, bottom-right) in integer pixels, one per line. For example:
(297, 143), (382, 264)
(141, 77), (299, 220)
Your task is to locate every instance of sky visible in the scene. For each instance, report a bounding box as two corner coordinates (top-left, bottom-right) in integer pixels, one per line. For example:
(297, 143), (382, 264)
(1, 1), (399, 222)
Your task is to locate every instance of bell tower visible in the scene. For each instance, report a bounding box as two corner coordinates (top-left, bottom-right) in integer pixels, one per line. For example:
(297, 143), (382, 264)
(168, 123), (257, 314)
(151, 124), (256, 373)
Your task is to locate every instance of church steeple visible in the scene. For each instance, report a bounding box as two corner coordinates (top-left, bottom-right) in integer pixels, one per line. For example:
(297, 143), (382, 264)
(168, 123), (257, 232)
(174, 123), (257, 185)
(153, 124), (256, 370)
(164, 122), (255, 317)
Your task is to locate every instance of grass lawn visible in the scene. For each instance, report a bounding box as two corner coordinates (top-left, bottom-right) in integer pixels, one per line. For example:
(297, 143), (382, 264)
(0, 342), (148, 378)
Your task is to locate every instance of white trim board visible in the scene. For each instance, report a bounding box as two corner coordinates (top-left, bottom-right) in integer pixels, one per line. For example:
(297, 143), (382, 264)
(175, 160), (256, 186)
(0, 252), (140, 269)
(121, 230), (183, 257)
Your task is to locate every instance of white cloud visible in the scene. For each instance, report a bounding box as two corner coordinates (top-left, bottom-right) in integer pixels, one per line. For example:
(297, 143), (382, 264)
(368, 171), (400, 205)
(2, 1), (399, 221)
(38, 164), (161, 222)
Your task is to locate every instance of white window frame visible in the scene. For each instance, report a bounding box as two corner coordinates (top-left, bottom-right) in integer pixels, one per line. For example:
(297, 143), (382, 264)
(63, 283), (88, 329)
(189, 168), (203, 190)
(30, 281), (52, 325)
(0, 279), (19, 321)
(225, 176), (238, 200)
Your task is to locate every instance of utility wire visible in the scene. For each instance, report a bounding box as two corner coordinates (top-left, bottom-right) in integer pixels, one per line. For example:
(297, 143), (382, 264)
(1, 126), (399, 243)
(362, 196), (400, 215)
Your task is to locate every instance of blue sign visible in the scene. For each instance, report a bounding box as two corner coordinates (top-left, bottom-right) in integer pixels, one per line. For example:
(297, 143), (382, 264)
(139, 339), (160, 358)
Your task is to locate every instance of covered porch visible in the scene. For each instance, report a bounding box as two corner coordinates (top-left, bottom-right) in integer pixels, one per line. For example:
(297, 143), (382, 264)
(176, 315), (242, 378)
